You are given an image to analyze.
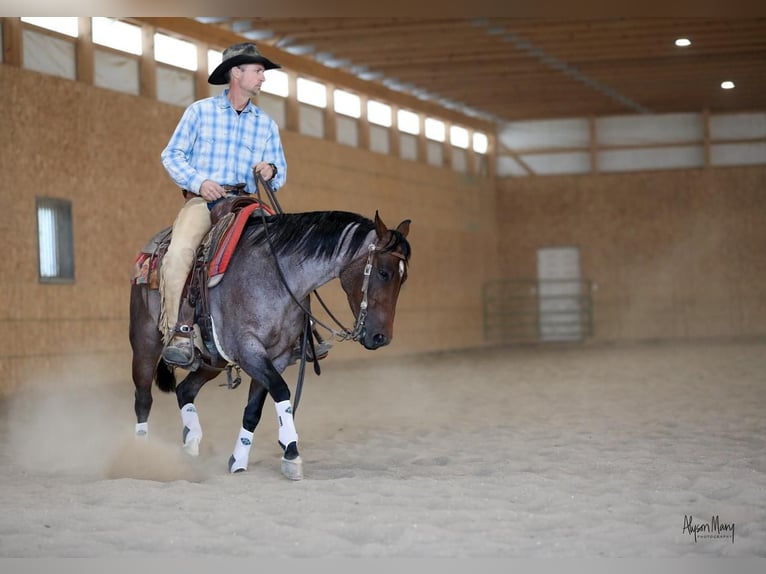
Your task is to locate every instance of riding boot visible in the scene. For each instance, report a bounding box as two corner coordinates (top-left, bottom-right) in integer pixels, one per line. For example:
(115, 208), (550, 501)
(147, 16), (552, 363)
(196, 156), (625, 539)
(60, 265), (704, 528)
(162, 299), (196, 367)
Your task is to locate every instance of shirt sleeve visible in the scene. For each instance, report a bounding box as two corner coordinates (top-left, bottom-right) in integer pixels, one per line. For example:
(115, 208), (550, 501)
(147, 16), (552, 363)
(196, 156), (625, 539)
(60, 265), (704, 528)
(160, 104), (206, 194)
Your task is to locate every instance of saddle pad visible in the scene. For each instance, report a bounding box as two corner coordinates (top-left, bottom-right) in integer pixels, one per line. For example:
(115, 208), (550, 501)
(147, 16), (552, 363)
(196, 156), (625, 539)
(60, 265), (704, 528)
(131, 252), (158, 286)
(207, 202), (273, 284)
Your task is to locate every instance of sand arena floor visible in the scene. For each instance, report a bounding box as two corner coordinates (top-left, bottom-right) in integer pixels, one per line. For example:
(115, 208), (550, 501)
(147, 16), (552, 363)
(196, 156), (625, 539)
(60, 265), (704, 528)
(1, 339), (764, 557)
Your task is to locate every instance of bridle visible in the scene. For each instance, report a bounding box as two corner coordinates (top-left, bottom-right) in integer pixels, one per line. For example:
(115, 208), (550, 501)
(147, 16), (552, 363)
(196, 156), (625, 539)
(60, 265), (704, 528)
(251, 173), (406, 343)
(250, 172), (407, 414)
(350, 243), (379, 341)
(342, 242), (408, 342)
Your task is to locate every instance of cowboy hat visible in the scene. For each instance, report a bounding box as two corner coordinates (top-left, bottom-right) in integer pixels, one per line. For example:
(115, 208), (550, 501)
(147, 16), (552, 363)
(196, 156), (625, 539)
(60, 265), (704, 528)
(208, 42), (281, 85)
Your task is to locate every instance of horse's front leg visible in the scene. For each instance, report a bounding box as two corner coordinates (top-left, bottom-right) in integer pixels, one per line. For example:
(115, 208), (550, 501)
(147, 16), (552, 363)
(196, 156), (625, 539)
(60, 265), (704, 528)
(230, 355), (302, 480)
(174, 364), (219, 456)
(228, 378), (268, 473)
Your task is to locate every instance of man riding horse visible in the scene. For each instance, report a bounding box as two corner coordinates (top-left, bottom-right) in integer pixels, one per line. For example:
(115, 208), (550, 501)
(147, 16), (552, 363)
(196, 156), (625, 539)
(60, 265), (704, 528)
(159, 41), (330, 367)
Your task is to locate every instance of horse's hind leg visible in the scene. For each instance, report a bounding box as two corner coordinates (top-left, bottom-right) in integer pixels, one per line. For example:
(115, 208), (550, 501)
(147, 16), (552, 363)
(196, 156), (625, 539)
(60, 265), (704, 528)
(175, 365), (219, 456)
(129, 285), (163, 437)
(132, 356), (156, 437)
(229, 378), (268, 473)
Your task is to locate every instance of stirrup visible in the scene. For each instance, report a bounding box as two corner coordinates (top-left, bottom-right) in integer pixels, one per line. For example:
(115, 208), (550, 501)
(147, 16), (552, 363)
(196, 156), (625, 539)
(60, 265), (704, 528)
(286, 334), (332, 366)
(310, 339), (332, 362)
(162, 324), (196, 367)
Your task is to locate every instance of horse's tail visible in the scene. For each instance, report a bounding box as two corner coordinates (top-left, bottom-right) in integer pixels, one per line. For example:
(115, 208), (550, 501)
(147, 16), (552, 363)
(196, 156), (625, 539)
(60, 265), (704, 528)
(155, 359), (177, 393)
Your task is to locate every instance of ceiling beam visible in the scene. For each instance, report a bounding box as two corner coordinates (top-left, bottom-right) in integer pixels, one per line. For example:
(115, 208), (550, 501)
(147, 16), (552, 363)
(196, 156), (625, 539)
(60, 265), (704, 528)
(130, 17), (498, 132)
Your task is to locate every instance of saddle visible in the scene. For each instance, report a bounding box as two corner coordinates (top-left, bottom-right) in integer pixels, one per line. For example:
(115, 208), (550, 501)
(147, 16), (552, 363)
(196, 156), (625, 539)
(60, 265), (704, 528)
(206, 199), (274, 287)
(131, 195), (274, 286)
(130, 195), (275, 365)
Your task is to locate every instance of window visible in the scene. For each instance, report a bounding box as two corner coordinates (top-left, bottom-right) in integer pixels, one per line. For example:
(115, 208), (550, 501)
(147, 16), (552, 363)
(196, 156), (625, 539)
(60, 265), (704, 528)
(473, 132), (489, 154)
(334, 89), (361, 118)
(450, 125), (470, 149)
(37, 198), (74, 282)
(262, 69), (289, 97)
(296, 77), (327, 107)
(154, 33), (197, 71)
(207, 49), (222, 75)
(398, 109), (420, 135)
(92, 18), (142, 55)
(21, 17), (78, 38)
(425, 118), (446, 142)
(368, 100), (392, 127)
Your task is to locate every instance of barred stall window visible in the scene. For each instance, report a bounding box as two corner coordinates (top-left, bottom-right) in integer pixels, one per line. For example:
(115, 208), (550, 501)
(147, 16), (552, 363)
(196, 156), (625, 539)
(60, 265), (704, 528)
(36, 197), (74, 282)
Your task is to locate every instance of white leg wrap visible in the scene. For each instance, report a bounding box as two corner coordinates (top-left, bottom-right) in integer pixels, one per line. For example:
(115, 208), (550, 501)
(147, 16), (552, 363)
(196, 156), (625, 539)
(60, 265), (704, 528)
(181, 403), (202, 456)
(180, 403), (203, 445)
(229, 427), (254, 473)
(275, 400), (298, 449)
(135, 422), (148, 437)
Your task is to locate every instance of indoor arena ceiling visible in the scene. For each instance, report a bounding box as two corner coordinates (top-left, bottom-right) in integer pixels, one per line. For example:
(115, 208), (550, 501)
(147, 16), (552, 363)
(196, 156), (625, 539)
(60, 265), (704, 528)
(150, 18), (766, 128)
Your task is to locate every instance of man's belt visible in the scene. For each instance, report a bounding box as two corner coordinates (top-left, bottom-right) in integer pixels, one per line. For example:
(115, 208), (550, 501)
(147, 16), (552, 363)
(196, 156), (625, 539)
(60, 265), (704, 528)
(182, 183), (248, 200)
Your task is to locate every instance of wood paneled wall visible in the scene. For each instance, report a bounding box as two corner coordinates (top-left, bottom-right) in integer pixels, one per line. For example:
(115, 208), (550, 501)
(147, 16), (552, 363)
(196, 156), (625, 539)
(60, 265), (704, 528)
(496, 168), (766, 342)
(0, 64), (497, 395)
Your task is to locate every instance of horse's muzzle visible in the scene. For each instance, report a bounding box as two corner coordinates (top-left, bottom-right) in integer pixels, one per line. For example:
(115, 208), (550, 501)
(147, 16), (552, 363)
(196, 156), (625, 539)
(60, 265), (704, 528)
(360, 329), (390, 350)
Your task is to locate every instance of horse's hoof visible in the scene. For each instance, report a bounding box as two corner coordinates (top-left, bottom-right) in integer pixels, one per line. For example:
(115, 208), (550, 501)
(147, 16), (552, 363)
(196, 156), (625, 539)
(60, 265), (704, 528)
(183, 436), (201, 457)
(182, 426), (202, 457)
(281, 456), (303, 481)
(228, 454), (248, 474)
(135, 422), (148, 438)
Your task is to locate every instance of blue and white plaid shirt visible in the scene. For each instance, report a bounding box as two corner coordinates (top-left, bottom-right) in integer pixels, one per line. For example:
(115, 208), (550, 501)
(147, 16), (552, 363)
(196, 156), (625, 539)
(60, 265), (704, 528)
(161, 89), (287, 195)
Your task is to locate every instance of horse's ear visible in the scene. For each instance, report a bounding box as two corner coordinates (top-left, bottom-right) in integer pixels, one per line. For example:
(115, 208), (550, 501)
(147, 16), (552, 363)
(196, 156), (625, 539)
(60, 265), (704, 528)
(374, 210), (387, 240)
(396, 219), (411, 238)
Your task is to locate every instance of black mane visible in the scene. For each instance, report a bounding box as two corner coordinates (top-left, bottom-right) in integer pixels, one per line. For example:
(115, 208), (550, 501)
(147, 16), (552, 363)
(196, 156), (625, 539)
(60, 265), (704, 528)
(242, 211), (376, 262)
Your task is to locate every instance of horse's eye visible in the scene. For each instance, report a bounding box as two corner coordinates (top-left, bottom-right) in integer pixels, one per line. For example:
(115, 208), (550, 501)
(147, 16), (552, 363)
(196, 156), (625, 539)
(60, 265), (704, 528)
(378, 268), (390, 281)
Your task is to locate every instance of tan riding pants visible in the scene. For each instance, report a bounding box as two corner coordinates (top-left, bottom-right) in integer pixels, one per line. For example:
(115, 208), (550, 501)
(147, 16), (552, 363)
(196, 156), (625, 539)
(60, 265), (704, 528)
(159, 196), (211, 341)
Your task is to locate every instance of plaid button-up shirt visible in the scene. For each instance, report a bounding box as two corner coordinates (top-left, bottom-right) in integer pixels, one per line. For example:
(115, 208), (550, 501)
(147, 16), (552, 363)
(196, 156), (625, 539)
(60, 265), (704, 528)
(161, 89), (287, 196)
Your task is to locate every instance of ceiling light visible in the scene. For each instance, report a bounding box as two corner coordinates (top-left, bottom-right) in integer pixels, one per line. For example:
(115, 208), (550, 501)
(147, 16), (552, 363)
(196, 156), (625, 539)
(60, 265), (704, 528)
(285, 44), (315, 55)
(721, 80), (735, 90)
(675, 38), (691, 47)
(242, 29), (275, 40)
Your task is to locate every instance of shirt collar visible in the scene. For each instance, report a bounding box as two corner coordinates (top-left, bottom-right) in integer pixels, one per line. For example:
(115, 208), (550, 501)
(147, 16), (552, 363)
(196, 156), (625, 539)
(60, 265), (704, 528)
(216, 89), (259, 114)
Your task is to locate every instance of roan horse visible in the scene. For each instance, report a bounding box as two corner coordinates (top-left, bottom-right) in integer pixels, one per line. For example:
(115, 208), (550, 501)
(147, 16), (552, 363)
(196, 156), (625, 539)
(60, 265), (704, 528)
(129, 207), (411, 480)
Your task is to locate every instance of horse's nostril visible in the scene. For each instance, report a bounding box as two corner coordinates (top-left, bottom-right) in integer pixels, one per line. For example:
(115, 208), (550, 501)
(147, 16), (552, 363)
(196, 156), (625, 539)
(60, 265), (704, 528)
(372, 333), (388, 347)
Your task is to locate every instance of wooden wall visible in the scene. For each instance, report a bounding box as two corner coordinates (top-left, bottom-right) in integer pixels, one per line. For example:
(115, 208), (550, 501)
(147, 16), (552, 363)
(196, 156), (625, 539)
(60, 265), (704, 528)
(0, 64), (498, 395)
(496, 168), (766, 342)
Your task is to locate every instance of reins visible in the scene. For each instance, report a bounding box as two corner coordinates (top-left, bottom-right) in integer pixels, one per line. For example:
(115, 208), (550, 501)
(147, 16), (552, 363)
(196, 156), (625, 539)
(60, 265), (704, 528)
(252, 172), (377, 343)
(251, 170), (384, 415)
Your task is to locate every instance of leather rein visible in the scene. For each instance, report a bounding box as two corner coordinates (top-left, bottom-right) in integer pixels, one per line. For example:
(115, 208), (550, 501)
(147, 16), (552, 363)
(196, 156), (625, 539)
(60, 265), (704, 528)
(251, 172), (401, 344)
(250, 171), (406, 414)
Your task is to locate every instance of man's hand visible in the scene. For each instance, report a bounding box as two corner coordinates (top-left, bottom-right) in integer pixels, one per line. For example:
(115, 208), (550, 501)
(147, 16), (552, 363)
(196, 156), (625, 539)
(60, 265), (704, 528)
(254, 161), (276, 181)
(198, 180), (227, 202)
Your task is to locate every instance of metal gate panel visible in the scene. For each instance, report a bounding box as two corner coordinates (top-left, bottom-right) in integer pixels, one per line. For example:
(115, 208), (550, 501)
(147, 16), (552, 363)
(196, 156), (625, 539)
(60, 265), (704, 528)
(482, 278), (594, 344)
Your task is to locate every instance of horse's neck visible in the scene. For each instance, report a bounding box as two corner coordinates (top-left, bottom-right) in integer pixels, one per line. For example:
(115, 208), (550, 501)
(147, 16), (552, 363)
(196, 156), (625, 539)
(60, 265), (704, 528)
(289, 228), (377, 294)
(288, 253), (342, 297)
(219, 227), (376, 303)
(235, 249), (335, 302)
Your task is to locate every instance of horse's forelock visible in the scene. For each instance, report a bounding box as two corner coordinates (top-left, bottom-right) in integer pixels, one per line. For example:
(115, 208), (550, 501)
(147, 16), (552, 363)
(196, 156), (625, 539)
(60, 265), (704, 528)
(382, 229), (411, 261)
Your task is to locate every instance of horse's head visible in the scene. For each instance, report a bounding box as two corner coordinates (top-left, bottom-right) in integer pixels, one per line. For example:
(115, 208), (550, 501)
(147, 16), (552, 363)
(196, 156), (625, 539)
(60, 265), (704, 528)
(339, 211), (411, 350)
